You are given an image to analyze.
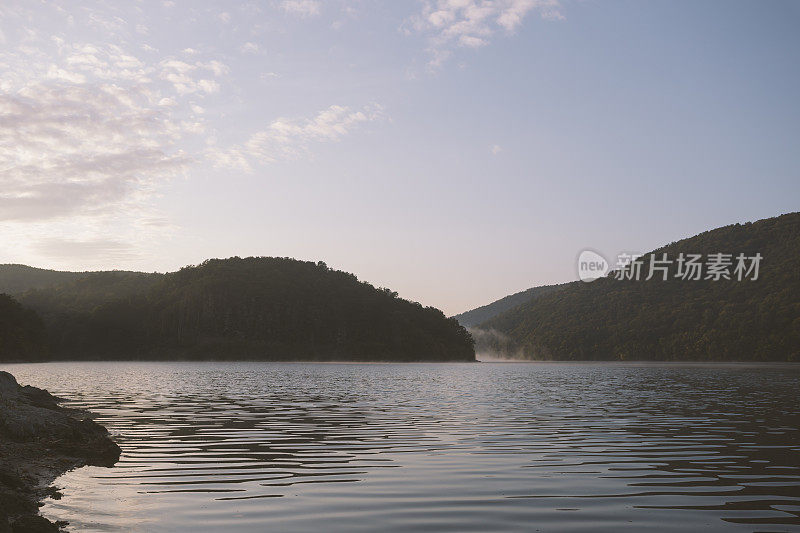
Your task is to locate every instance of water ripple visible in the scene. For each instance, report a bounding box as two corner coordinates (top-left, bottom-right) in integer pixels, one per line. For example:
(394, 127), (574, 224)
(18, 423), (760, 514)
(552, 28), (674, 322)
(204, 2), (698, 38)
(3, 361), (799, 532)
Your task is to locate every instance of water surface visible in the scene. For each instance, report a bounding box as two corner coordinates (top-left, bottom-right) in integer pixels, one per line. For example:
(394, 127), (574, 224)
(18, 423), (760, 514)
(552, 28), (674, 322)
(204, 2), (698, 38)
(4, 362), (800, 532)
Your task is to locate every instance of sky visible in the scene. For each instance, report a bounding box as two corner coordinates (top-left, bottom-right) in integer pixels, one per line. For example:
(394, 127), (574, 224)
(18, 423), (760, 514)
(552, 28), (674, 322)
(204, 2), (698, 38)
(1, 0), (798, 316)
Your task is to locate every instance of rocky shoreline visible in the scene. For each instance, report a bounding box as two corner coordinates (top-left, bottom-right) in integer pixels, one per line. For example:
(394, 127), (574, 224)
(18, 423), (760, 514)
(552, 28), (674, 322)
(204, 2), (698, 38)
(0, 372), (120, 532)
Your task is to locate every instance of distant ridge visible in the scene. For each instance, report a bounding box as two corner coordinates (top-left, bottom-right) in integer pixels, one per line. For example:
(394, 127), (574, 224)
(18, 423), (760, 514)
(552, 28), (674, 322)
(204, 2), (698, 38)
(0, 265), (88, 294)
(452, 283), (569, 327)
(0, 264), (151, 295)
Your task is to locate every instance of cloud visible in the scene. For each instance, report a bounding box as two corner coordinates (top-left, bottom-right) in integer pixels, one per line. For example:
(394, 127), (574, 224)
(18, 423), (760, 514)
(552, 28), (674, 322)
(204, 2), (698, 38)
(407, 0), (564, 69)
(0, 82), (190, 222)
(46, 65), (87, 83)
(0, 1), (383, 267)
(87, 13), (127, 33)
(259, 72), (280, 82)
(157, 58), (222, 94)
(459, 35), (488, 48)
(198, 60), (229, 76)
(32, 238), (139, 261)
(208, 104), (385, 171)
(0, 32), (228, 230)
(280, 0), (321, 18)
(240, 42), (260, 54)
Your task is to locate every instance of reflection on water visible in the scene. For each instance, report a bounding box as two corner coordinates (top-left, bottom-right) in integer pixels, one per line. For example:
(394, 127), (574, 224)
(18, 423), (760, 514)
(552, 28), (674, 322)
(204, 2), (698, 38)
(3, 362), (800, 532)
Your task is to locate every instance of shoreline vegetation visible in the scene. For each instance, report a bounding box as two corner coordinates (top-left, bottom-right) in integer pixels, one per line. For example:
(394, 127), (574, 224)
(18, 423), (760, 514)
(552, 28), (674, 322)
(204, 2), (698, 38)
(0, 371), (120, 533)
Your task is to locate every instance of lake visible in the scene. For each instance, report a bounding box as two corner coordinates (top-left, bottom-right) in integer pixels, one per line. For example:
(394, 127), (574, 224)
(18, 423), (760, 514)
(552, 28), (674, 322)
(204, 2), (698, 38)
(3, 362), (799, 532)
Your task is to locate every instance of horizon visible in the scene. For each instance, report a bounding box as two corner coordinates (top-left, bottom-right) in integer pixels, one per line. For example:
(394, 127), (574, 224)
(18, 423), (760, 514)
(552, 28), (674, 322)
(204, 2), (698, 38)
(4, 209), (796, 317)
(2, 1), (799, 316)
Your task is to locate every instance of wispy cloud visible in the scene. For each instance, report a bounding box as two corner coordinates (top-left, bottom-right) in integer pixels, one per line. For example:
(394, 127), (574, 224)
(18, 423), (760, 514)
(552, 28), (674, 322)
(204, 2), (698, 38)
(208, 104), (385, 171)
(0, 1), (390, 267)
(0, 3), (232, 267)
(239, 42), (260, 54)
(158, 58), (221, 94)
(406, 0), (564, 69)
(32, 237), (139, 262)
(280, 0), (321, 18)
(0, 41), (225, 224)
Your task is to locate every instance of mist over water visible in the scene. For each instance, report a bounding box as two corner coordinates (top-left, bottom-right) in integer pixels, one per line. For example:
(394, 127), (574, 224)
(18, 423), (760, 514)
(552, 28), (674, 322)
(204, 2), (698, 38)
(4, 362), (799, 532)
(468, 327), (525, 361)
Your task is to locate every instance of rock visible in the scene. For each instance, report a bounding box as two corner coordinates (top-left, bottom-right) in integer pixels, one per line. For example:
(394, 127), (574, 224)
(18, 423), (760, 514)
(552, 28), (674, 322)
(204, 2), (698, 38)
(19, 386), (61, 409)
(7, 515), (62, 533)
(0, 372), (20, 398)
(0, 372), (120, 532)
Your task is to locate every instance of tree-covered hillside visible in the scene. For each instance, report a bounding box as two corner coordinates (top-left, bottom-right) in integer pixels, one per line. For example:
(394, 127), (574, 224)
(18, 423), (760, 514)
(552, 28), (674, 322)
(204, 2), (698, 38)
(21, 271), (162, 316)
(0, 265), (87, 294)
(0, 264), (155, 295)
(0, 294), (46, 362)
(14, 257), (474, 362)
(479, 212), (800, 361)
(452, 283), (569, 327)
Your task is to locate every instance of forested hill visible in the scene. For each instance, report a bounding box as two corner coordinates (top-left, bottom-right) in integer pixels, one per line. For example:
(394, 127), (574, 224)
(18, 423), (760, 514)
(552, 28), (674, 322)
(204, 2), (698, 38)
(3, 257), (474, 362)
(20, 271), (163, 315)
(453, 283), (569, 327)
(0, 294), (46, 361)
(477, 212), (800, 361)
(0, 264), (155, 294)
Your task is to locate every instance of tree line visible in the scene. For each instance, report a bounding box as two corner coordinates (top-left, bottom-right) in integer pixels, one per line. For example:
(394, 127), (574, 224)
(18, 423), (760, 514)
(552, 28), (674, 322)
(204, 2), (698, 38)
(1, 257), (475, 362)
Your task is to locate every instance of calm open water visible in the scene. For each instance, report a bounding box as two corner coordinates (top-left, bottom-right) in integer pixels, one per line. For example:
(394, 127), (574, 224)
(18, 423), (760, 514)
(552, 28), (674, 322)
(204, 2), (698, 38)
(3, 362), (800, 532)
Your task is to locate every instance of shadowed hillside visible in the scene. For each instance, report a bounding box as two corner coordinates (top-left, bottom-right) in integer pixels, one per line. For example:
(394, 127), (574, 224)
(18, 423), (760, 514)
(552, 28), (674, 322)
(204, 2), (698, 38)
(0, 294), (46, 362)
(476, 212), (800, 361)
(0, 264), (156, 295)
(0, 265), (87, 294)
(453, 283), (570, 327)
(20, 271), (163, 316)
(9, 257), (474, 362)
